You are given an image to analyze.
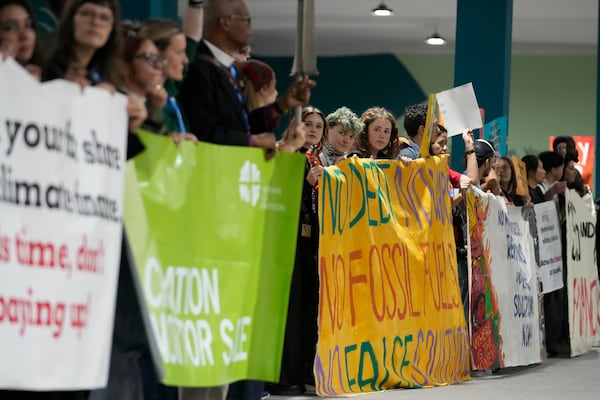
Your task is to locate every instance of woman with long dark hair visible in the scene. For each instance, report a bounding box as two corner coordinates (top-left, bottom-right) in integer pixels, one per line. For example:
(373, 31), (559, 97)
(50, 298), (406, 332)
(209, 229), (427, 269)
(43, 0), (120, 86)
(271, 106), (327, 396)
(0, 0), (41, 78)
(495, 156), (524, 206)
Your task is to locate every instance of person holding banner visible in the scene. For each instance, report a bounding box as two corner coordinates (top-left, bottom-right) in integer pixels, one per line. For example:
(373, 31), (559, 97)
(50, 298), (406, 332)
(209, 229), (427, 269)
(119, 22), (169, 114)
(566, 167), (591, 198)
(430, 126), (479, 325)
(270, 106), (326, 396)
(176, 2), (314, 399)
(429, 125), (478, 193)
(43, 0), (121, 87)
(139, 0), (205, 134)
(0, 0), (41, 79)
(538, 150), (567, 203)
(236, 59), (307, 158)
(474, 139), (500, 195)
(522, 154), (547, 205)
(319, 106), (363, 166)
(544, 153), (579, 357)
(177, 0), (315, 151)
(42, 0), (147, 143)
(495, 157), (525, 206)
(351, 107), (400, 159)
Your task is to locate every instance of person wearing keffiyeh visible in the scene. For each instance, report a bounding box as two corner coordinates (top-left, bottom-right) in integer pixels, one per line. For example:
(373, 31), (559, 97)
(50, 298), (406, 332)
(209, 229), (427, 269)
(319, 106), (363, 166)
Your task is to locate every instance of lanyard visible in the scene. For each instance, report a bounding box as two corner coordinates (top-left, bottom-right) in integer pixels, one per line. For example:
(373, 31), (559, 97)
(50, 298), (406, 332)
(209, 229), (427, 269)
(167, 96), (186, 133)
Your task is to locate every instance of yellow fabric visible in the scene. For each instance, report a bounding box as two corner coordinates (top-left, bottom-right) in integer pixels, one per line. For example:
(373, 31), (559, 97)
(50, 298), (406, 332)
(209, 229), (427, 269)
(315, 156), (470, 396)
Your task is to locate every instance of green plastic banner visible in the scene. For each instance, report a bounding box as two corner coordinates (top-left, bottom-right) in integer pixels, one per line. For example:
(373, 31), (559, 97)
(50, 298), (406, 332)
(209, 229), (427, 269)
(123, 131), (304, 386)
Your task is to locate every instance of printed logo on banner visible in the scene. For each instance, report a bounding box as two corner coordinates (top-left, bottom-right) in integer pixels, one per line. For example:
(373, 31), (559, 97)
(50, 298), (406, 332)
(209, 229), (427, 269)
(239, 160), (261, 206)
(123, 131), (306, 387)
(238, 160), (286, 212)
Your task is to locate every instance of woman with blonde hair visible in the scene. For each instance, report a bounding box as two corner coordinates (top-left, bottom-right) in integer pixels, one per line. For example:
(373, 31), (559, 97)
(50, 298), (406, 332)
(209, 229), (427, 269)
(139, 1), (204, 132)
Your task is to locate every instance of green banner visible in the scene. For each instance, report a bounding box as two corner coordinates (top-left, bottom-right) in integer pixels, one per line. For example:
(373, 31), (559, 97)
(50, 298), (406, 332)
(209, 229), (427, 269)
(123, 131), (304, 386)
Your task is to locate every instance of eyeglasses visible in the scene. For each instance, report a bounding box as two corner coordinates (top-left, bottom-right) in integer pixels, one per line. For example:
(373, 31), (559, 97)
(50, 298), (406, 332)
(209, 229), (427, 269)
(76, 8), (114, 25)
(134, 52), (168, 69)
(226, 14), (252, 24)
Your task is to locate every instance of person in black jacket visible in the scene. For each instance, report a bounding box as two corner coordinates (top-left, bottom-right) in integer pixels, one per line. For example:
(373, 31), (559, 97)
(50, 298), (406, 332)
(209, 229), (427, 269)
(177, 2), (314, 399)
(178, 0), (314, 149)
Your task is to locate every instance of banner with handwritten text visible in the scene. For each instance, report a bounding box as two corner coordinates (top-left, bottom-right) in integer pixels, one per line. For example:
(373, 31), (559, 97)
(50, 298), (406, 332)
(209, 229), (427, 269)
(484, 199), (541, 367)
(535, 201), (563, 294)
(315, 156), (470, 396)
(124, 131), (304, 386)
(0, 59), (127, 389)
(467, 189), (501, 370)
(565, 189), (600, 356)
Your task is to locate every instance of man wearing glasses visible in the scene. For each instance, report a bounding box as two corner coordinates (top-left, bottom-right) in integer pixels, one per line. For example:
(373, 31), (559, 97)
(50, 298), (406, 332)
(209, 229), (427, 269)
(178, 0), (314, 149)
(178, 1), (313, 400)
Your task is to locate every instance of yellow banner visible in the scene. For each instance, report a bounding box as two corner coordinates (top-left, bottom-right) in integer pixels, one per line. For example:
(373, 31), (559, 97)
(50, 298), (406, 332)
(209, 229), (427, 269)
(315, 156), (470, 396)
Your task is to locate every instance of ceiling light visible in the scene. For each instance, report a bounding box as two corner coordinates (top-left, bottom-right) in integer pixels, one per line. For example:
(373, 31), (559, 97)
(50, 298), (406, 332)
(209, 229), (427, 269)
(372, 2), (393, 16)
(425, 32), (446, 45)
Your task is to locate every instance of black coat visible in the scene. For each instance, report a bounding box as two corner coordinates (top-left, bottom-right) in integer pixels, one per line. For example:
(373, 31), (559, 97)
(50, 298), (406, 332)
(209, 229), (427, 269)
(178, 41), (278, 146)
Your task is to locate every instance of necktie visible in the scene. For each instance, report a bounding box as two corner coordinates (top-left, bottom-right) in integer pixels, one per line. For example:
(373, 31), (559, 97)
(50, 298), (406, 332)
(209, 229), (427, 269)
(228, 65), (250, 133)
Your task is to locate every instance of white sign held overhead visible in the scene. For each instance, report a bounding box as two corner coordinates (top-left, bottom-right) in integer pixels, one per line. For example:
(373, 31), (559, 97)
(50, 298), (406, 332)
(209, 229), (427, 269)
(436, 82), (483, 136)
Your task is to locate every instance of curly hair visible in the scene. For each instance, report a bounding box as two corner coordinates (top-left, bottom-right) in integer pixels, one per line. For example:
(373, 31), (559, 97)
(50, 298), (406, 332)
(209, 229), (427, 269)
(356, 107), (399, 159)
(325, 106), (363, 139)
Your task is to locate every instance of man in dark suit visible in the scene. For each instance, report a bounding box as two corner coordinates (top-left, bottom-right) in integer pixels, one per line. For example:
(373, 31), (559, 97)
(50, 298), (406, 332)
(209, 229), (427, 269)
(177, 2), (314, 399)
(178, 0), (314, 149)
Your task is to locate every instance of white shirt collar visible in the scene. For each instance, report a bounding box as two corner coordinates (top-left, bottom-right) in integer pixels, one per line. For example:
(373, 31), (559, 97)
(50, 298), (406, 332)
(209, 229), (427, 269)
(204, 40), (236, 68)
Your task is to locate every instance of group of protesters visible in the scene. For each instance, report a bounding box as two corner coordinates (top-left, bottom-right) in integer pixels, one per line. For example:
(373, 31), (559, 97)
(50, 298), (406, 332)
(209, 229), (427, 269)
(1, 0), (597, 399)
(0, 0), (311, 399)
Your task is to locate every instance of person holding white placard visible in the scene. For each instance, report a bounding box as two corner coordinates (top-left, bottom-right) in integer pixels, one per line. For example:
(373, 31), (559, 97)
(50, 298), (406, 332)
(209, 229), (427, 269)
(0, 0), (41, 79)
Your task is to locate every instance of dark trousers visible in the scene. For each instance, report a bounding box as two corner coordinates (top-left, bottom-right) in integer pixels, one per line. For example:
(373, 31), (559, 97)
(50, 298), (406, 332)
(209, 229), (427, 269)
(227, 380), (264, 400)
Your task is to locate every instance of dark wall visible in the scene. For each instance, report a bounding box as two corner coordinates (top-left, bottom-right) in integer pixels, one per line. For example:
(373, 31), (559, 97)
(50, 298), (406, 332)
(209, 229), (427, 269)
(258, 54), (427, 134)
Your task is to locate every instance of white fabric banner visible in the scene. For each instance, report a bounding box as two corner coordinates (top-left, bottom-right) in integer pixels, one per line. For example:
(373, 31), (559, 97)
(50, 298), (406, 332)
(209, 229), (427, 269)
(483, 196), (541, 367)
(565, 189), (600, 357)
(534, 201), (564, 294)
(0, 59), (127, 389)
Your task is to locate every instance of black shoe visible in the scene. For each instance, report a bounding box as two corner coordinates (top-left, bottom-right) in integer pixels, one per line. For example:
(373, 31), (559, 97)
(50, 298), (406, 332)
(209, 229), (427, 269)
(269, 384), (306, 396)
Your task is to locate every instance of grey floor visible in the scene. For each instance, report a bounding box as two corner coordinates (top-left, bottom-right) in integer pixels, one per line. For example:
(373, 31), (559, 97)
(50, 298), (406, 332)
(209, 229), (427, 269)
(272, 346), (600, 399)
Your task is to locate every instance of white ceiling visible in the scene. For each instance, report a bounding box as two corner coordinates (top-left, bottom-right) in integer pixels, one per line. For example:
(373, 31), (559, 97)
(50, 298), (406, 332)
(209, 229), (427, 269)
(244, 0), (599, 56)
